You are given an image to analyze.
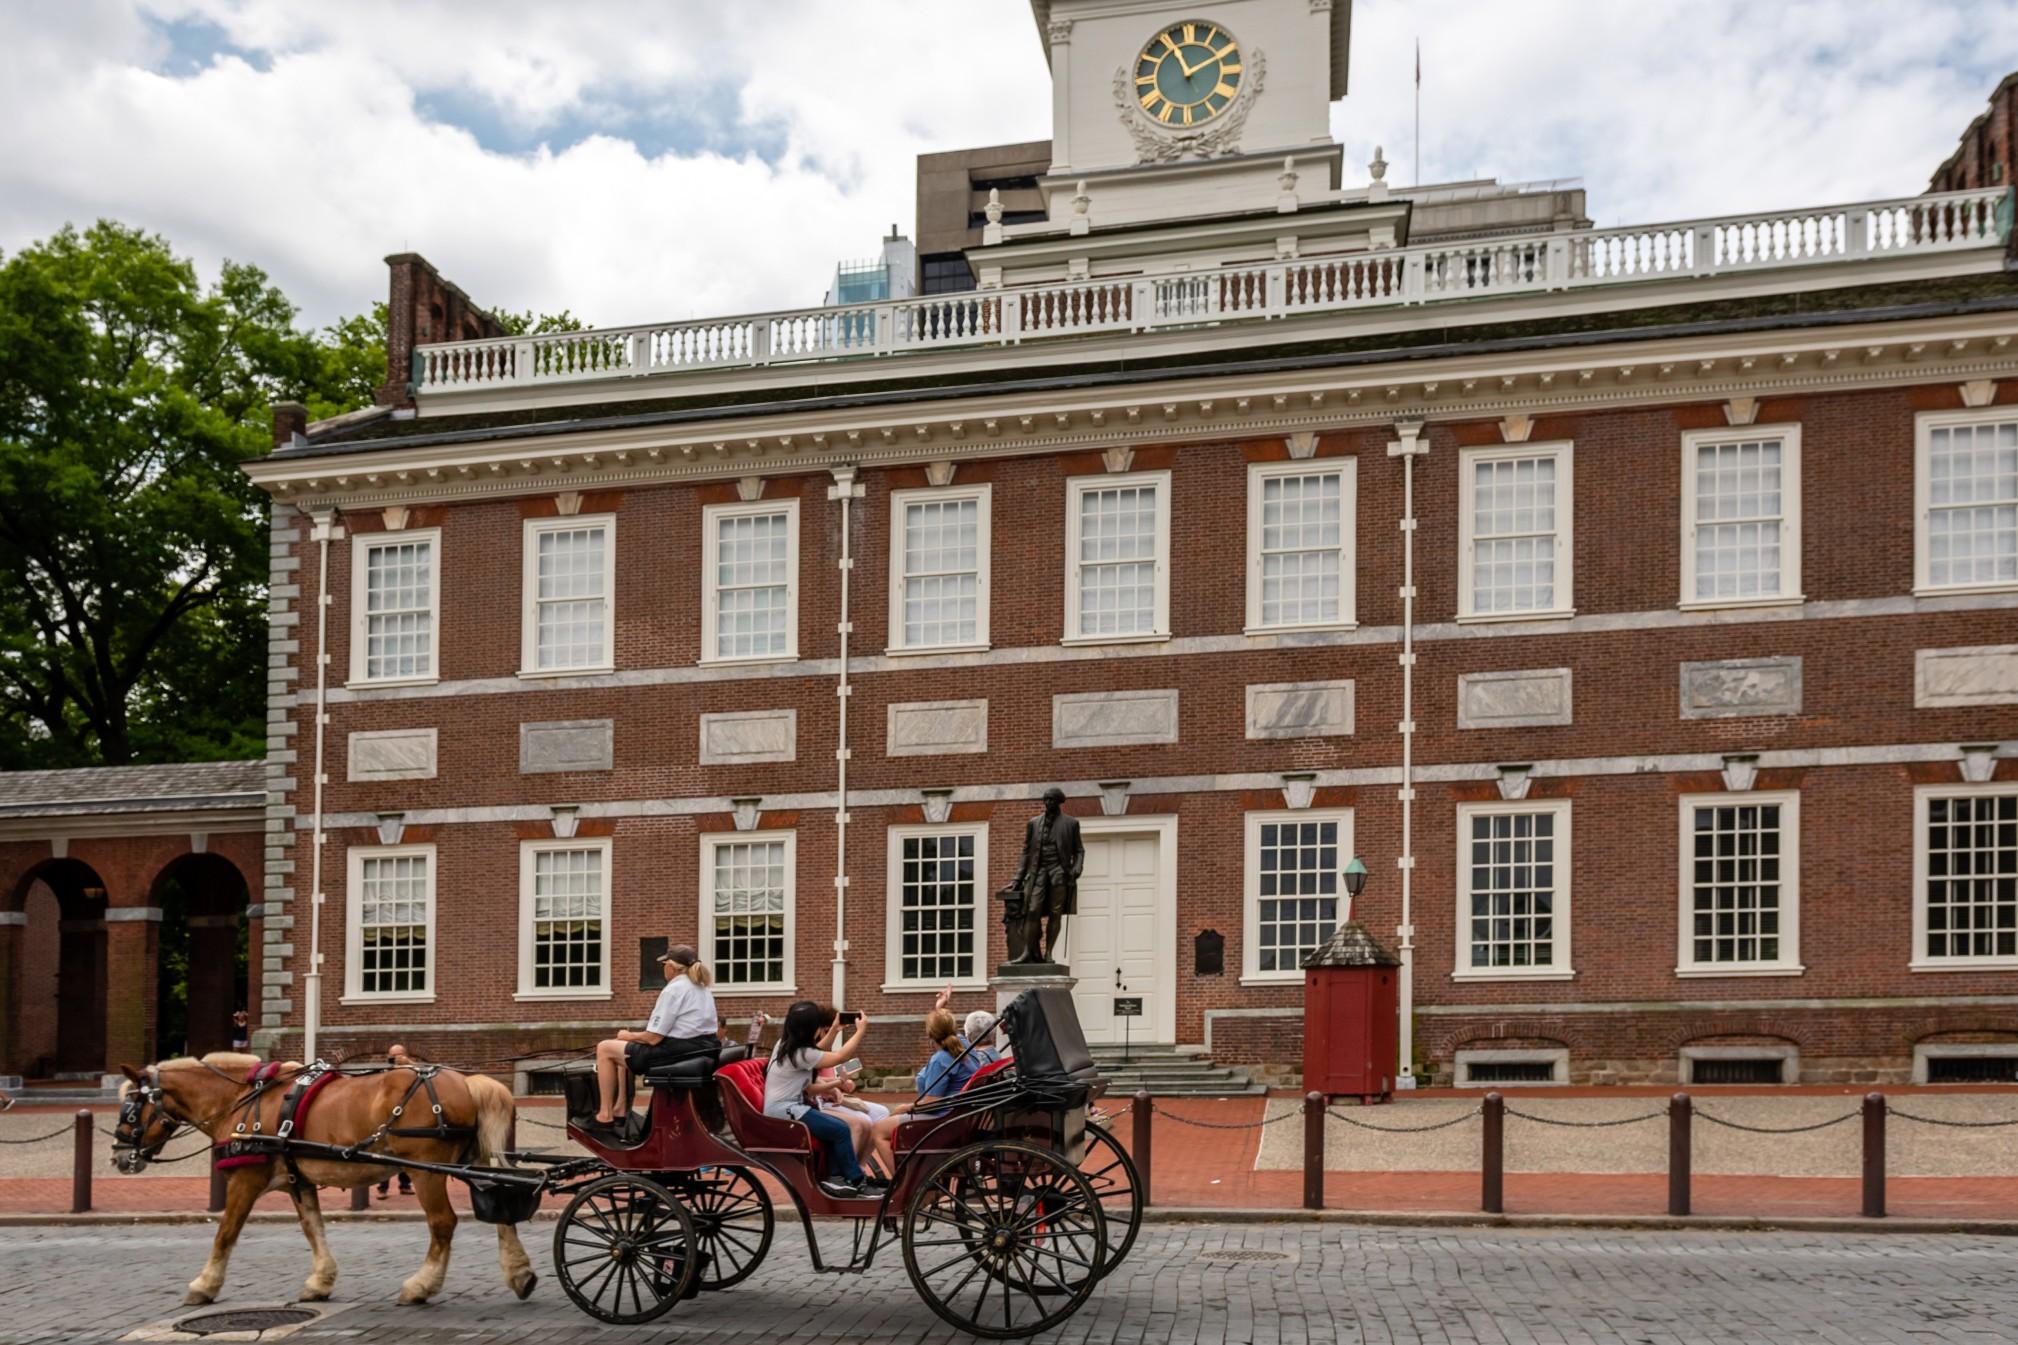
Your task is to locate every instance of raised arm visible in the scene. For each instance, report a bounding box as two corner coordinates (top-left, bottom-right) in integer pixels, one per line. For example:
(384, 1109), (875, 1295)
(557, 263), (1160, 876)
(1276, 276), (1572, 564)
(816, 1016), (869, 1069)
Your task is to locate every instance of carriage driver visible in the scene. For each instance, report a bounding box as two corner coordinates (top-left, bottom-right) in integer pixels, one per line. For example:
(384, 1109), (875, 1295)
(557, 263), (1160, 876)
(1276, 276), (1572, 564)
(590, 944), (721, 1129)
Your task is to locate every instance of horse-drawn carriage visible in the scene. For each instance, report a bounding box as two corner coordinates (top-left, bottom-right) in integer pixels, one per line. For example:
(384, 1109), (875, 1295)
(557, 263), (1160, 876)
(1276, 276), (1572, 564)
(112, 986), (1141, 1340)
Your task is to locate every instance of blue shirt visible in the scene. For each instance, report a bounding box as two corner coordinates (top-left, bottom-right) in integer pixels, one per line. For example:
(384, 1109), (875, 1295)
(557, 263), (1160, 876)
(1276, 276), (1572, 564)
(916, 1042), (998, 1098)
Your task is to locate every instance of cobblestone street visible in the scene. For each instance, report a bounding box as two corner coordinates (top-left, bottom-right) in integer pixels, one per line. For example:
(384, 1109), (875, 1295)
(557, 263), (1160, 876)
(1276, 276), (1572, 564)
(4, 1220), (2017, 1345)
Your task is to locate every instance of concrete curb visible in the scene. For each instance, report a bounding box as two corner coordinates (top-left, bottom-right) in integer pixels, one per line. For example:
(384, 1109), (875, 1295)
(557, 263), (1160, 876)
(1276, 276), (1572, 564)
(6, 1207), (2018, 1237)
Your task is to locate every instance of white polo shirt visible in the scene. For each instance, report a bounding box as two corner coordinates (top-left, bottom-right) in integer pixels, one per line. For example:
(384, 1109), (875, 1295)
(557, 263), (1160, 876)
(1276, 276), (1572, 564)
(645, 974), (718, 1040)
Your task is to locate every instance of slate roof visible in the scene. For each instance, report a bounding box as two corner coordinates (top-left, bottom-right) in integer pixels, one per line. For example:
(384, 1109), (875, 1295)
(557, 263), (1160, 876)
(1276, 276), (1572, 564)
(273, 271), (2018, 458)
(0, 761), (265, 819)
(1302, 921), (1402, 969)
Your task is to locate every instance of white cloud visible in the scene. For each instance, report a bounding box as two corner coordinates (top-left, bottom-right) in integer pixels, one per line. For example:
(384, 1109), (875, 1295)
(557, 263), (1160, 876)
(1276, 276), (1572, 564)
(0, 0), (2009, 332)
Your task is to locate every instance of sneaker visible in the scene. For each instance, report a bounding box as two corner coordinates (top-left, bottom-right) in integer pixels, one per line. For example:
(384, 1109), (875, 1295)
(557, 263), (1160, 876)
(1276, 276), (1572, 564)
(819, 1177), (865, 1199)
(859, 1173), (890, 1191)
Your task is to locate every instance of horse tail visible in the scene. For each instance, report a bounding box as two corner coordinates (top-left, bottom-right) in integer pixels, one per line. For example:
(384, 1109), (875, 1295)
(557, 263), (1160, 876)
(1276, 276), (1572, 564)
(466, 1072), (517, 1167)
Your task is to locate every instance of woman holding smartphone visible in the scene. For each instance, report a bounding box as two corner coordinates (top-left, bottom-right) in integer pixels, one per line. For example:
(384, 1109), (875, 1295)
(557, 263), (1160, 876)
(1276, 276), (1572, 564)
(764, 1001), (876, 1197)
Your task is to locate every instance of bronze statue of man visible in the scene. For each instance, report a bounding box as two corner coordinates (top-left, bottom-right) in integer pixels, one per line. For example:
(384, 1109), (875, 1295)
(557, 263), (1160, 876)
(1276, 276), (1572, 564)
(1007, 787), (1084, 964)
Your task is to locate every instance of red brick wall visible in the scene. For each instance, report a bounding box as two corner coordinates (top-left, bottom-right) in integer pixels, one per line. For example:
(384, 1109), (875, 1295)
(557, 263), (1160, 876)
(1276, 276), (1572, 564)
(1930, 73), (2017, 194)
(264, 380), (2018, 1079)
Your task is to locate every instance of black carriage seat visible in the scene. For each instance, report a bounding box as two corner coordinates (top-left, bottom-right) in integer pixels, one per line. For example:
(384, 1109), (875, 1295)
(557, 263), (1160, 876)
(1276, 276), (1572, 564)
(641, 1043), (749, 1088)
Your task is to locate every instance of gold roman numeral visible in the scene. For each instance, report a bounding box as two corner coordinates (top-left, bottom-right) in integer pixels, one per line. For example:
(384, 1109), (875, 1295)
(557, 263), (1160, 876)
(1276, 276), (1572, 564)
(1141, 92), (1164, 114)
(1158, 102), (1177, 123)
(1182, 22), (1196, 42)
(1137, 74), (1156, 86)
(1180, 104), (1194, 125)
(1213, 81), (1236, 99)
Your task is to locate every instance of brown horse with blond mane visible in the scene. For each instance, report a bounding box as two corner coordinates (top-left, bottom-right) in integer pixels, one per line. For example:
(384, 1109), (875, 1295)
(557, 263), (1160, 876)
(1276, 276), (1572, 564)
(114, 1053), (537, 1307)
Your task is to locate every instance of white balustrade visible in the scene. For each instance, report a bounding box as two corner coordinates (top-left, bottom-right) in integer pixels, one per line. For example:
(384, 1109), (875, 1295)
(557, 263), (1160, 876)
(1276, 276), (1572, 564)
(411, 186), (2012, 395)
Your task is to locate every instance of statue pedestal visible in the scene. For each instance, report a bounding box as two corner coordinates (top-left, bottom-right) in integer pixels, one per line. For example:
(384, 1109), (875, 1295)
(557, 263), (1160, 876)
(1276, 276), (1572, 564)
(990, 964), (1076, 1016)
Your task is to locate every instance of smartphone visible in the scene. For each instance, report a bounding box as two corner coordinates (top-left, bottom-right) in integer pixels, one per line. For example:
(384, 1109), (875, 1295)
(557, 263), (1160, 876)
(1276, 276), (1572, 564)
(743, 1013), (767, 1045)
(837, 1058), (863, 1076)
(837, 1011), (862, 1027)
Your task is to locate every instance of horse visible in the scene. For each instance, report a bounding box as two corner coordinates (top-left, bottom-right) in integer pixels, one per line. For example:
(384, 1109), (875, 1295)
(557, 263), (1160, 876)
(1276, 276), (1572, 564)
(113, 1053), (538, 1307)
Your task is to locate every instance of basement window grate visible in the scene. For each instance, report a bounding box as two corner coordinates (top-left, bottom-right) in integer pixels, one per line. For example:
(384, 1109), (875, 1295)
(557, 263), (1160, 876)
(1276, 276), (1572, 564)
(1927, 1055), (2018, 1084)
(524, 1070), (569, 1096)
(1463, 1060), (1558, 1084)
(1690, 1057), (1785, 1085)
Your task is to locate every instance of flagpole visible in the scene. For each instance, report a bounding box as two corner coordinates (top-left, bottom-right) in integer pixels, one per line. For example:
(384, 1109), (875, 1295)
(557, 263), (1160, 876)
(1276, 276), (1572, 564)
(1413, 39), (1421, 188)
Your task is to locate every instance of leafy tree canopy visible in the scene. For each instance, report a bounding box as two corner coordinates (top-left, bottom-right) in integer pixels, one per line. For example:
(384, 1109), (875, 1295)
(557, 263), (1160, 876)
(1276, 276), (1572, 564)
(0, 221), (585, 770)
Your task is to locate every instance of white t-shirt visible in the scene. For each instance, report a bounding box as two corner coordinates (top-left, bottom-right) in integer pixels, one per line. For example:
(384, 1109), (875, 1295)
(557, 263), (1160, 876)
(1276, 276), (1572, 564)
(644, 975), (718, 1041)
(764, 1045), (823, 1118)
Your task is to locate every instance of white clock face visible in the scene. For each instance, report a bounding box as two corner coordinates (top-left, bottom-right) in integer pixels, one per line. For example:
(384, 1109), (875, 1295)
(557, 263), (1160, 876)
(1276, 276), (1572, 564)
(1133, 20), (1244, 127)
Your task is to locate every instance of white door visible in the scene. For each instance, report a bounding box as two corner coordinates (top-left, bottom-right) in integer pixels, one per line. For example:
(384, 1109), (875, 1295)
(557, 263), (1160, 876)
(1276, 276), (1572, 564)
(1069, 833), (1164, 1044)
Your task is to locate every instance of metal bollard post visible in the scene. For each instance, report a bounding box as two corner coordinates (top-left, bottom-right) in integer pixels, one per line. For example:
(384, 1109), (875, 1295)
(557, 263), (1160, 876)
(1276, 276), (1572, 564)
(208, 1146), (227, 1213)
(1862, 1093), (1886, 1219)
(71, 1110), (92, 1214)
(1668, 1092), (1692, 1217)
(1302, 1092), (1324, 1211)
(1481, 1092), (1504, 1214)
(1132, 1091), (1153, 1209)
(350, 1181), (370, 1211)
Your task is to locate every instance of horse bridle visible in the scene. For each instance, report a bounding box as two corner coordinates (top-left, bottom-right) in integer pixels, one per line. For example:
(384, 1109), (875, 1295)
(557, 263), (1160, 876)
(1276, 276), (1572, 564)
(113, 1060), (272, 1172)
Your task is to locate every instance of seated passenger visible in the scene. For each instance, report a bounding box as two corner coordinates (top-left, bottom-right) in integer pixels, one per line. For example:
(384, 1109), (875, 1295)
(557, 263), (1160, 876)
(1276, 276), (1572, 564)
(765, 1001), (876, 1198)
(589, 944), (720, 1129)
(867, 1002), (983, 1173)
(962, 1010), (1003, 1066)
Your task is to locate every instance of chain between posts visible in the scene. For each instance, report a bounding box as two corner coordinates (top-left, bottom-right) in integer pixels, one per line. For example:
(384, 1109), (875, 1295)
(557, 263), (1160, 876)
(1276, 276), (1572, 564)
(0, 1122), (76, 1145)
(1885, 1107), (2018, 1129)
(1692, 1107), (1861, 1135)
(1502, 1105), (1668, 1129)
(1146, 1099), (1307, 1130)
(1326, 1104), (1482, 1133)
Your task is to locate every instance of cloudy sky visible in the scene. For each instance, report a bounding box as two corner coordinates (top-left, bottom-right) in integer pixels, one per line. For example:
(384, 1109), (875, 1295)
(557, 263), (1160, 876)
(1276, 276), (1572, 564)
(2, 0), (2013, 331)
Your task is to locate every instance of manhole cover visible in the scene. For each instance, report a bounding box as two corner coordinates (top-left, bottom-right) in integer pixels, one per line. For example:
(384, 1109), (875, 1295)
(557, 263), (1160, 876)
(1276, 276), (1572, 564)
(1200, 1249), (1292, 1263)
(175, 1309), (318, 1336)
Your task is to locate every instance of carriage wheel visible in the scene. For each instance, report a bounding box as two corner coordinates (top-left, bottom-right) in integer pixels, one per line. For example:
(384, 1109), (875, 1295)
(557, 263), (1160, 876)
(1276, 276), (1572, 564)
(552, 1174), (700, 1324)
(1083, 1122), (1144, 1277)
(901, 1140), (1107, 1340)
(677, 1166), (774, 1290)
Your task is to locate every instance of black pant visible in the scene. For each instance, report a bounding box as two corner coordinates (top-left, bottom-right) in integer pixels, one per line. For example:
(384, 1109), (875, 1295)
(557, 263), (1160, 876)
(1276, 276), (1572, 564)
(624, 1034), (721, 1072)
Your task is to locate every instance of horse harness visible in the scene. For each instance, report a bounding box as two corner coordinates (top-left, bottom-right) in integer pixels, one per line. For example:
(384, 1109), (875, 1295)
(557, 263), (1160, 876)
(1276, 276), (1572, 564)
(215, 1061), (478, 1186)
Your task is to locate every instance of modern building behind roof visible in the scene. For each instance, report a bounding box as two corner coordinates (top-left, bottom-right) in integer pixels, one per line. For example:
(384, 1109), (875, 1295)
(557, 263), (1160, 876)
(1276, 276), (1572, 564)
(68, 7), (2018, 1090)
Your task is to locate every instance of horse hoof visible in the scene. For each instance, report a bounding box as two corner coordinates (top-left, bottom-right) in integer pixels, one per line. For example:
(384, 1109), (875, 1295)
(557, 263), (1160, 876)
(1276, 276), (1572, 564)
(512, 1272), (537, 1301)
(183, 1290), (215, 1307)
(398, 1286), (430, 1305)
(300, 1288), (331, 1303)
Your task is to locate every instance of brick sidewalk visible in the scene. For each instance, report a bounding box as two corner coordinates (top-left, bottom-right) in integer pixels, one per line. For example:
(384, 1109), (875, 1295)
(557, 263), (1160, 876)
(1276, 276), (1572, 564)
(10, 1091), (2018, 1222)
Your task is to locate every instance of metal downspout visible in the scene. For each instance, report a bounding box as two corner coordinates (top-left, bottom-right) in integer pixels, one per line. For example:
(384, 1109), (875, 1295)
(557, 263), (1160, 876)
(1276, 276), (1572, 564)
(1388, 420), (1426, 1088)
(303, 509), (340, 1060)
(828, 467), (864, 1007)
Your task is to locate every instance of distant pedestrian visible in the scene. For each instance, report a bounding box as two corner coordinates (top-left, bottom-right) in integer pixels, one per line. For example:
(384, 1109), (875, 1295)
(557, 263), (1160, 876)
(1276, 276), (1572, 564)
(229, 1009), (250, 1054)
(376, 1043), (415, 1198)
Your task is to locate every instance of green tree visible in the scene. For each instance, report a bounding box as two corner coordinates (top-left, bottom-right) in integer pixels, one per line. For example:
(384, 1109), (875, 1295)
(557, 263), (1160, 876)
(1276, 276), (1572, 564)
(0, 222), (319, 767)
(306, 304), (583, 422)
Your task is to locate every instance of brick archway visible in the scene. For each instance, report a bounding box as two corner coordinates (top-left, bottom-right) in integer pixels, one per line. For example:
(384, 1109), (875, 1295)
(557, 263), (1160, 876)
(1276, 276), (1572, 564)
(149, 852), (253, 1059)
(5, 858), (110, 1077)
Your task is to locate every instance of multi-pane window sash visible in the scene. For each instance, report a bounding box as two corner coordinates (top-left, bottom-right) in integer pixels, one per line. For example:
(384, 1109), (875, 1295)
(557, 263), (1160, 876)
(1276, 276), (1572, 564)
(1071, 478), (1165, 638)
(361, 537), (435, 680)
(357, 852), (429, 996)
(710, 507), (795, 661)
(898, 495), (982, 648)
(529, 845), (605, 991)
(530, 523), (609, 671)
(1922, 792), (2018, 962)
(1254, 818), (1343, 973)
(1687, 801), (1786, 966)
(1462, 807), (1564, 972)
(1251, 467), (1349, 629)
(897, 832), (978, 983)
(1685, 431), (1799, 604)
(709, 838), (790, 987)
(1461, 446), (1571, 618)
(1924, 419), (2018, 589)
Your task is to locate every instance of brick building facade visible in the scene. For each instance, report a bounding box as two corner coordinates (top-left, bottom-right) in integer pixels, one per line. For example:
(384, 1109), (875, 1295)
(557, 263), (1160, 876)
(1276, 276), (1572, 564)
(232, 8), (2018, 1089)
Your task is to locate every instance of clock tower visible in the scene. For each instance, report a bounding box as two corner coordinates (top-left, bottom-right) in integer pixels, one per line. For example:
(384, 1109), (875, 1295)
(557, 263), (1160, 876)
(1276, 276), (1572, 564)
(1030, 0), (1351, 227)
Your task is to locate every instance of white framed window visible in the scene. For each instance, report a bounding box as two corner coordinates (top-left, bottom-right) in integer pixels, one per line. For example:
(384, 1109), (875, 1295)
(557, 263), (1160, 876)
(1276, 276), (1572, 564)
(887, 485), (991, 654)
(343, 844), (436, 1003)
(1243, 809), (1353, 983)
(884, 825), (989, 991)
(349, 529), (441, 685)
(1453, 800), (1573, 981)
(520, 515), (614, 676)
(1676, 792), (1803, 976)
(1458, 443), (1573, 621)
(1246, 460), (1356, 633)
(1912, 784), (2018, 971)
(1680, 426), (1802, 608)
(1915, 410), (2018, 594)
(1064, 470), (1171, 644)
(516, 838), (612, 999)
(700, 830), (795, 993)
(702, 499), (799, 664)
